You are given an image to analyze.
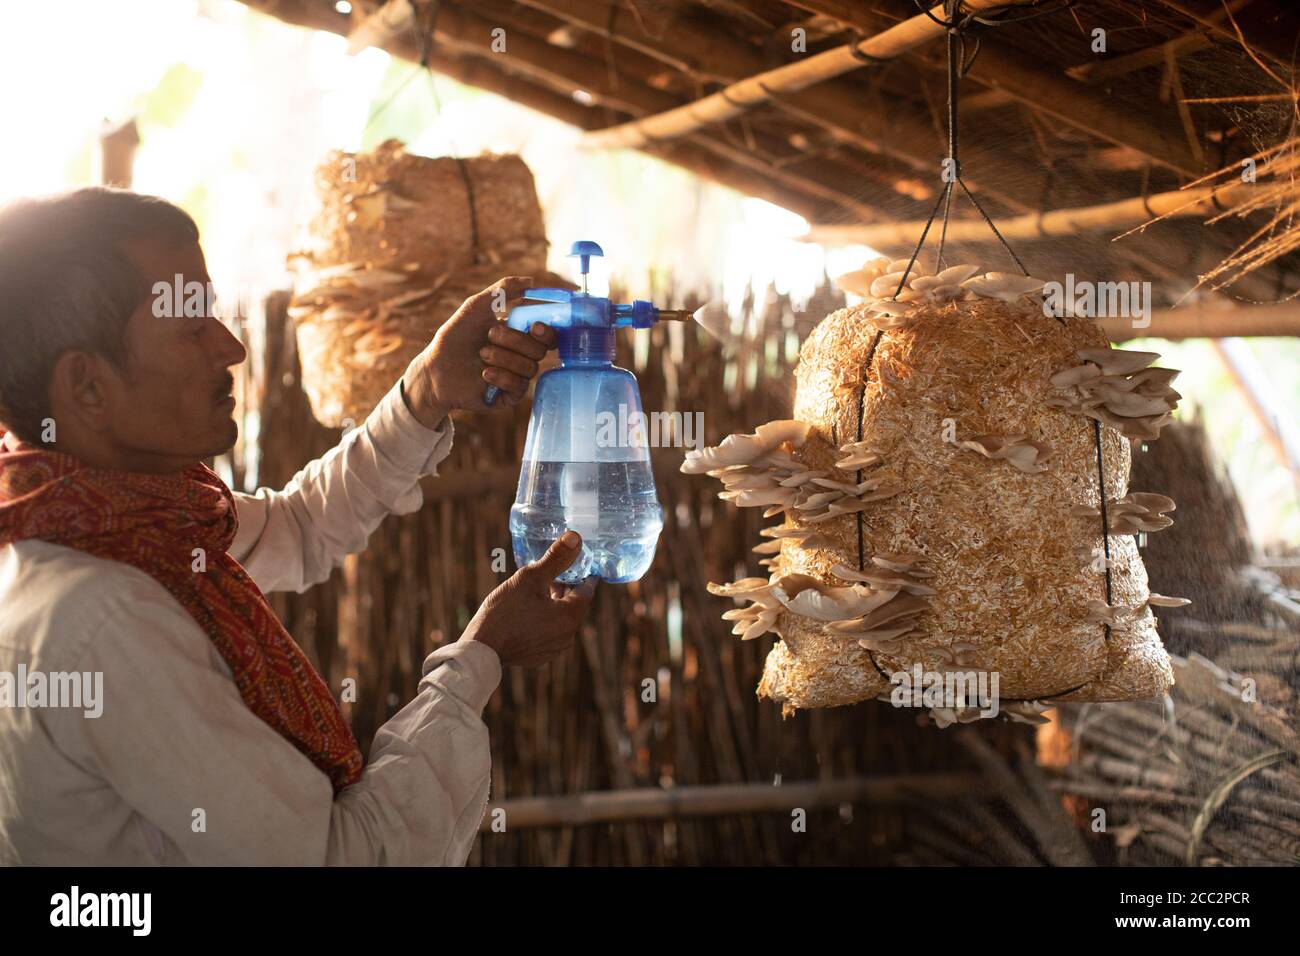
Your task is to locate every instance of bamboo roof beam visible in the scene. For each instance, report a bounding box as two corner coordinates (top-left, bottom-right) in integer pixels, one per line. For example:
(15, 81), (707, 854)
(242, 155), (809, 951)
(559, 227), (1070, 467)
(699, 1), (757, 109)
(514, 0), (1057, 214)
(1103, 303), (1300, 341)
(785, 0), (1205, 175)
(511, 0), (1017, 208)
(513, 0), (759, 84)
(1066, 21), (1224, 84)
(237, 0), (860, 220)
(576, 0), (1025, 151)
(448, 0), (922, 220)
(803, 179), (1261, 246)
(964, 43), (1204, 175)
(426, 2), (894, 219)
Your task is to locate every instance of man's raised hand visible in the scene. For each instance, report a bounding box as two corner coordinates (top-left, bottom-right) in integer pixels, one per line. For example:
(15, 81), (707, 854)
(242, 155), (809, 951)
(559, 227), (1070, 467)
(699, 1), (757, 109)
(401, 276), (559, 425)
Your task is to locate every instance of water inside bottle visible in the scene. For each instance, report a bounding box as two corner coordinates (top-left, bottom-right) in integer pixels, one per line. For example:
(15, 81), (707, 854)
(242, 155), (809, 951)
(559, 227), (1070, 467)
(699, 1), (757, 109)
(510, 460), (664, 583)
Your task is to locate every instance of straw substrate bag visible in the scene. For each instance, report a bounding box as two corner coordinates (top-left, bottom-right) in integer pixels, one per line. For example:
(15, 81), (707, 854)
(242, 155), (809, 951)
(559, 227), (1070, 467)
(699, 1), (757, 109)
(684, 259), (1187, 725)
(288, 139), (552, 426)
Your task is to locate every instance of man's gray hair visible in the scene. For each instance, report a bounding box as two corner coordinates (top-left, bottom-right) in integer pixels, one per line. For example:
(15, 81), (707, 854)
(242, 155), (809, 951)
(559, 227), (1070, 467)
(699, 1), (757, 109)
(0, 187), (199, 445)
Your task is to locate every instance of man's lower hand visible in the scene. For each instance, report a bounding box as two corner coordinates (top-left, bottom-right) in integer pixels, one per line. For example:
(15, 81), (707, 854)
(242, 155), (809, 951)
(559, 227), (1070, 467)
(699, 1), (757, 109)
(461, 531), (597, 667)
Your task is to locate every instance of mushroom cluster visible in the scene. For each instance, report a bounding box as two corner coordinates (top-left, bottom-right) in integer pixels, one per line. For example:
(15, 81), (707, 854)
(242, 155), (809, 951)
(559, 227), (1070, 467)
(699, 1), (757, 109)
(834, 256), (1048, 329)
(682, 424), (901, 523)
(822, 554), (935, 649)
(1108, 492), (1176, 534)
(1047, 348), (1182, 441)
(707, 566), (925, 646)
(289, 263), (446, 368)
(929, 699), (1053, 729)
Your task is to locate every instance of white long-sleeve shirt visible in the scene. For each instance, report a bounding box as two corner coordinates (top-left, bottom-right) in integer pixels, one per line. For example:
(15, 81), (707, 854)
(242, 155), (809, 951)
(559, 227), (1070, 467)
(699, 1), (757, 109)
(0, 380), (502, 865)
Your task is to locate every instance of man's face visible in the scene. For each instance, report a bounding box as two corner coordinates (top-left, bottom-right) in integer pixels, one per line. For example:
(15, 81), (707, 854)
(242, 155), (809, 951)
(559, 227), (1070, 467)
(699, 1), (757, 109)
(103, 237), (247, 470)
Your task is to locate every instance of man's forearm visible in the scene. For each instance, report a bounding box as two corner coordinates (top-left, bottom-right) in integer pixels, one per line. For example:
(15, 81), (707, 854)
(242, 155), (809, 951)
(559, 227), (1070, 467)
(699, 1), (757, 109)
(229, 379), (454, 593)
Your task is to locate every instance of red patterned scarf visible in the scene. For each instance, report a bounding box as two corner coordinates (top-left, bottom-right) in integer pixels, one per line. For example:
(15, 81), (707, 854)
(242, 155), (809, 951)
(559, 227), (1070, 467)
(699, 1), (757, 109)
(0, 434), (363, 792)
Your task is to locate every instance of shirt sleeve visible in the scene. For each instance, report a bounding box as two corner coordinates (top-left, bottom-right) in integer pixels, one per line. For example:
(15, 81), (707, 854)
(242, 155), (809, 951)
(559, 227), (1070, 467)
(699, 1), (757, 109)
(49, 578), (501, 866)
(230, 379), (453, 594)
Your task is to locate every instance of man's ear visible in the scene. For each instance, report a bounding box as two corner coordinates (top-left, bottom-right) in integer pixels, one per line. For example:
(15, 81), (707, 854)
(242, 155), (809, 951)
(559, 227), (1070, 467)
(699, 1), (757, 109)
(49, 350), (117, 431)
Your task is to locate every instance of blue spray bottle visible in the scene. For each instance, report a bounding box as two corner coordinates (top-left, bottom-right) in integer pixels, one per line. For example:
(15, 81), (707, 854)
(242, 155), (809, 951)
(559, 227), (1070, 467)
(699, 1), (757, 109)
(483, 241), (692, 584)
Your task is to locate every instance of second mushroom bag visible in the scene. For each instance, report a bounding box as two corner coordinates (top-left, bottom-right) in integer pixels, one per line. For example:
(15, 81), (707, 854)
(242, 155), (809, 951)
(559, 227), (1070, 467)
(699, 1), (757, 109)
(684, 260), (1186, 723)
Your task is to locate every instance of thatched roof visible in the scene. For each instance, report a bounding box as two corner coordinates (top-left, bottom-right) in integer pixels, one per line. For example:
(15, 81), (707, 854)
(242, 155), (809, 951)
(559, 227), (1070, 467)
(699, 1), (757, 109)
(243, 0), (1300, 305)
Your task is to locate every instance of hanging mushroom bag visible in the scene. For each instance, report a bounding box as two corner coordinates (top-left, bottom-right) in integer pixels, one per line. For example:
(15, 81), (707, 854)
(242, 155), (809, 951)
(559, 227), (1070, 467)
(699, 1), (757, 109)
(286, 139), (553, 427)
(683, 259), (1186, 725)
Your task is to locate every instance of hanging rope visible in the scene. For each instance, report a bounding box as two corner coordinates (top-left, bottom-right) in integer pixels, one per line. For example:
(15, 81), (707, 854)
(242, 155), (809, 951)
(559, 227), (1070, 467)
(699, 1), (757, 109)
(890, 0), (1029, 299)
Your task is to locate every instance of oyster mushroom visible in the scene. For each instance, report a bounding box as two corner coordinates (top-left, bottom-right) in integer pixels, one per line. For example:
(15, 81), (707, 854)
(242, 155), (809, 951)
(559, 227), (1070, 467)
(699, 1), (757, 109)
(1076, 347), (1162, 377)
(961, 272), (1047, 302)
(958, 433), (1055, 474)
(830, 562), (936, 596)
(757, 525), (838, 551)
(929, 706), (987, 729)
(1084, 599), (1121, 626)
(1147, 593), (1192, 608)
(832, 257), (895, 297)
(1048, 348), (1181, 441)
(862, 300), (914, 326)
(773, 577), (892, 621)
(1109, 492), (1176, 534)
(1002, 700), (1053, 725)
(823, 592), (930, 642)
(835, 440), (884, 471)
(707, 577), (785, 641)
(680, 419), (811, 474)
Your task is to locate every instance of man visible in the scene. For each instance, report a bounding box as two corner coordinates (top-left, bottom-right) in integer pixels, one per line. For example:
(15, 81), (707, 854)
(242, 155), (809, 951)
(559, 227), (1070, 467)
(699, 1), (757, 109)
(0, 187), (595, 865)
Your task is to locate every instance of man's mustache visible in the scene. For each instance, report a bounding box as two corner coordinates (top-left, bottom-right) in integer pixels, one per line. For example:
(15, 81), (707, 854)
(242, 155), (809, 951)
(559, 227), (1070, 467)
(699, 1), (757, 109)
(214, 375), (235, 402)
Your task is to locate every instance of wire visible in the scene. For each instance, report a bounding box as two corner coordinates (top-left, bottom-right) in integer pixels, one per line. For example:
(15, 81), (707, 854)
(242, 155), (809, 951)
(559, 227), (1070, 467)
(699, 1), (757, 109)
(889, 0), (1047, 289)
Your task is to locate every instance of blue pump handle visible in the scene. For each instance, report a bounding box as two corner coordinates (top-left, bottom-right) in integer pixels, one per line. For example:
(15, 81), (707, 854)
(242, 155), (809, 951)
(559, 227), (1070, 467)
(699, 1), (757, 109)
(521, 288), (572, 304)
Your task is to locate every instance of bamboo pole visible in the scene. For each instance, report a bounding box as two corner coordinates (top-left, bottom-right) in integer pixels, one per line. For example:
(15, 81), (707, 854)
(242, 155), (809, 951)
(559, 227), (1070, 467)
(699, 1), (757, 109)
(423, 1), (887, 220)
(1210, 338), (1300, 486)
(479, 773), (983, 830)
(1100, 303), (1300, 341)
(96, 117), (139, 188)
(513, 0), (940, 206)
(578, 0), (1023, 151)
(236, 0), (842, 221)
(804, 179), (1260, 247)
(785, 0), (1204, 175)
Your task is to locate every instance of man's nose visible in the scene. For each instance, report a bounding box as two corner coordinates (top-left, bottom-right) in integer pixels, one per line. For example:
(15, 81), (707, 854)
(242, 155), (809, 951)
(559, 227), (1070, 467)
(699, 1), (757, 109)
(213, 316), (248, 367)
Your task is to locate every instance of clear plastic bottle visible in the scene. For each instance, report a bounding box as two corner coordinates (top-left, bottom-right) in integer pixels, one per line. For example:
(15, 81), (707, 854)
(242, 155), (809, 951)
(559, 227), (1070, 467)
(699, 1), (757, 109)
(509, 326), (664, 584)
